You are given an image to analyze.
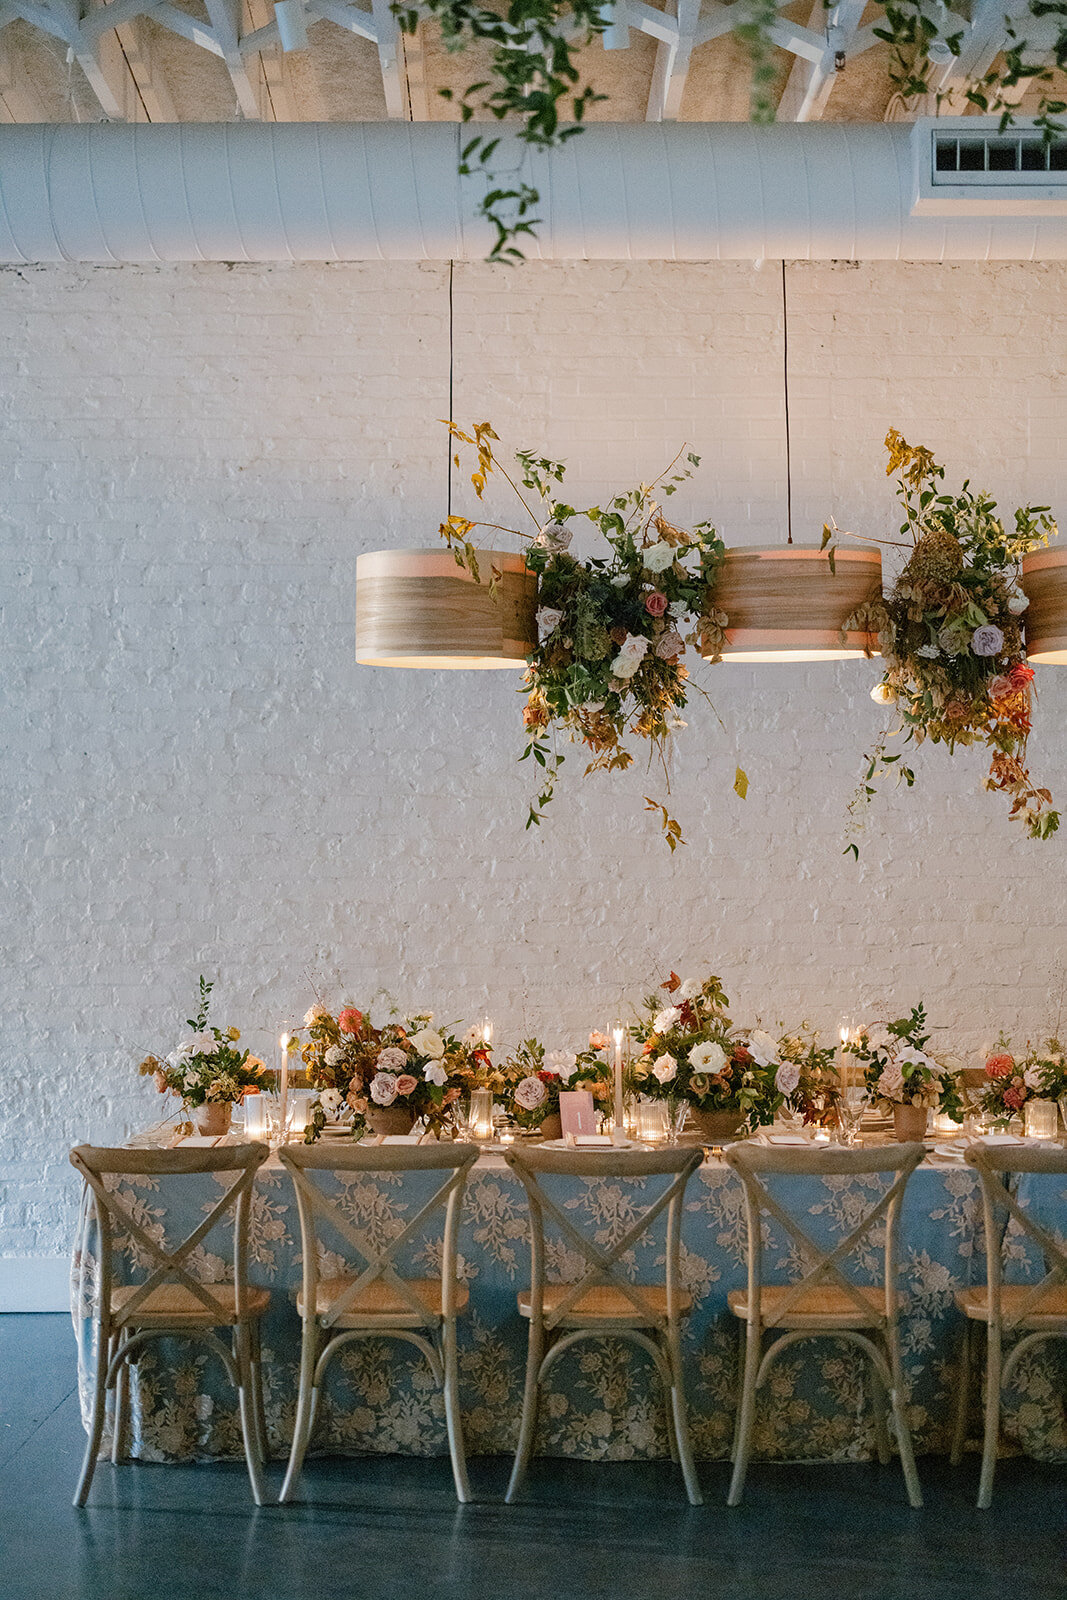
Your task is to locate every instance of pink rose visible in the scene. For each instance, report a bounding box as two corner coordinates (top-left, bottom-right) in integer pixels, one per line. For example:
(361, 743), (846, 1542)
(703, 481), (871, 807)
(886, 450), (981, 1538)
(988, 675), (1014, 702)
(1003, 1085), (1026, 1111)
(589, 1031), (609, 1051)
(655, 630), (684, 660)
(394, 1074), (418, 1097)
(645, 591), (668, 617)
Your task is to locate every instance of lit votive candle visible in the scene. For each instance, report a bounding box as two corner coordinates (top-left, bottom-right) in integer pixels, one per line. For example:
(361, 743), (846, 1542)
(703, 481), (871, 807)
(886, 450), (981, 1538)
(1024, 1098), (1059, 1140)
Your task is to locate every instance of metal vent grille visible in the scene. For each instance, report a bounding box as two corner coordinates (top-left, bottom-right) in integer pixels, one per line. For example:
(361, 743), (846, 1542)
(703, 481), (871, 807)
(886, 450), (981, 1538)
(934, 132), (1067, 183)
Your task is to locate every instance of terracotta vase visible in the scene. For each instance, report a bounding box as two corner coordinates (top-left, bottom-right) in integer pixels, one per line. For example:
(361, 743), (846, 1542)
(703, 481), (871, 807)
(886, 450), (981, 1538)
(689, 1108), (747, 1144)
(538, 1112), (563, 1141)
(195, 1101), (233, 1137)
(366, 1103), (417, 1137)
(893, 1103), (928, 1143)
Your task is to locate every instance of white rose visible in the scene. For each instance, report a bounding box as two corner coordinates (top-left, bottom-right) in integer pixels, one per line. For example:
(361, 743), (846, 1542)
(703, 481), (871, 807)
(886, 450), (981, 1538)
(423, 1061), (448, 1088)
(324, 1044), (345, 1067)
(537, 607), (563, 639)
(652, 1053), (678, 1085)
(747, 1029), (779, 1069)
(536, 520), (572, 552)
(546, 1050), (577, 1077)
(304, 1004), (330, 1029)
(1023, 1065), (1046, 1090)
(409, 1027), (446, 1060)
(877, 1061), (904, 1101)
(643, 541), (675, 573)
(320, 1088), (345, 1117)
(653, 1006), (681, 1034)
(1007, 591), (1029, 615)
(514, 1075), (548, 1110)
(376, 1046), (409, 1074)
(775, 1062), (801, 1097)
(370, 1072), (398, 1106)
(690, 1040), (727, 1074)
(677, 979), (701, 1002)
(611, 634), (649, 680)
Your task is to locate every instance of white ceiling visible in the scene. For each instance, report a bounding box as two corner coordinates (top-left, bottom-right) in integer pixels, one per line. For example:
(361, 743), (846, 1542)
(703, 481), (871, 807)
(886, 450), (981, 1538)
(0, 0), (1063, 130)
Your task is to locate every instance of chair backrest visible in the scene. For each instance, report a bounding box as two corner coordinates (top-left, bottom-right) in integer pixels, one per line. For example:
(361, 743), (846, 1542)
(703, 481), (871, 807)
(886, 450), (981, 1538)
(965, 1143), (1067, 1329)
(69, 1142), (270, 1324)
(723, 1141), (926, 1327)
(279, 1142), (480, 1327)
(503, 1145), (703, 1328)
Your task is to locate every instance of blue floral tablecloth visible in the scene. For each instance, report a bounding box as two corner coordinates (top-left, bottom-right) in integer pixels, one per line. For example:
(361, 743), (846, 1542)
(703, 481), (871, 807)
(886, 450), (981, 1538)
(71, 1148), (1067, 1466)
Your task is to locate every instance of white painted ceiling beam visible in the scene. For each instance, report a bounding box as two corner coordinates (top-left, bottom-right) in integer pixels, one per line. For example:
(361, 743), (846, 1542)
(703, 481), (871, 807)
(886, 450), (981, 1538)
(371, 0), (404, 117)
(778, 0), (866, 121)
(601, 0), (630, 50)
(647, 0), (701, 121)
(244, 0), (298, 120)
(203, 0), (265, 117)
(306, 0), (377, 44)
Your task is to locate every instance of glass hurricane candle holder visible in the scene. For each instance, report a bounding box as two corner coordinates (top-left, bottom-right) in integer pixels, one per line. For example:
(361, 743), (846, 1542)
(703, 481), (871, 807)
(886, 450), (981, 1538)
(243, 1092), (270, 1141)
(634, 1097), (669, 1144)
(1024, 1098), (1059, 1140)
(469, 1087), (495, 1142)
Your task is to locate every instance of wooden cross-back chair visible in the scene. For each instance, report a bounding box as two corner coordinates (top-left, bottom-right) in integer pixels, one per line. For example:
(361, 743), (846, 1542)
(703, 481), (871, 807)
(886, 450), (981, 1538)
(69, 1141), (271, 1508)
(723, 1140), (925, 1509)
(503, 1144), (704, 1506)
(951, 1143), (1067, 1507)
(278, 1141), (479, 1505)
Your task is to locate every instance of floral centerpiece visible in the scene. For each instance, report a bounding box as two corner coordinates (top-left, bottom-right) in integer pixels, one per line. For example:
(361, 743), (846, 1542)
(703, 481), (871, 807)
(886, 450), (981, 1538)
(442, 422), (738, 848)
(774, 1026), (840, 1128)
(502, 1037), (612, 1135)
(138, 976), (267, 1136)
(299, 1002), (474, 1141)
(844, 1003), (961, 1139)
(629, 973), (792, 1139)
(840, 430), (1059, 855)
(981, 1038), (1067, 1126)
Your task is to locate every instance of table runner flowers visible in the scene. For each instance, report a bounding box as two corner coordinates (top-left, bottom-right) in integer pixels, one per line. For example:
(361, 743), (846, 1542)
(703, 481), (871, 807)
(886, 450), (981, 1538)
(500, 1036), (612, 1129)
(845, 1002), (962, 1120)
(981, 1036), (1067, 1124)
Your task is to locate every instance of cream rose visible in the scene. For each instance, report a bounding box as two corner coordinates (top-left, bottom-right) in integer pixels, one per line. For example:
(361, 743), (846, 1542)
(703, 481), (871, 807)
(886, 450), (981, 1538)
(643, 541), (675, 573)
(409, 1028), (446, 1060)
(747, 1029), (779, 1069)
(652, 1053), (678, 1085)
(690, 1040), (727, 1074)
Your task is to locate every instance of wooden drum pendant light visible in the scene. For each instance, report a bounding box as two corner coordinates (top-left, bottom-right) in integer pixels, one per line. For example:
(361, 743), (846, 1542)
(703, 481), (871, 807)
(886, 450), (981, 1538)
(712, 545), (882, 662)
(355, 549), (537, 668)
(1021, 549), (1067, 664)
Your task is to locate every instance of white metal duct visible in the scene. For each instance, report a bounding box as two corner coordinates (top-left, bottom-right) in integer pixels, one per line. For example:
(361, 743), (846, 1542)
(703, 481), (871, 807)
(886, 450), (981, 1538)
(1, 120), (1066, 264)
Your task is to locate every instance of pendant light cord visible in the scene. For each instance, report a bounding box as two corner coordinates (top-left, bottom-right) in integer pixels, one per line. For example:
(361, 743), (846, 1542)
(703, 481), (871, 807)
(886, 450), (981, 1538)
(447, 258), (455, 522)
(781, 259), (793, 546)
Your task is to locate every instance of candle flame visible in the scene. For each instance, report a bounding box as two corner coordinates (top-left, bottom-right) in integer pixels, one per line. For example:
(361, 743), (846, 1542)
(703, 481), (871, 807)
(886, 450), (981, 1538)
(280, 1033), (291, 1051)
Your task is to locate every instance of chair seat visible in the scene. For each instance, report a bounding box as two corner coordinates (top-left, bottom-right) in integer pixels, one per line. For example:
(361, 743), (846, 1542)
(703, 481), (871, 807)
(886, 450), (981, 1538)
(727, 1284), (887, 1328)
(299, 1276), (469, 1326)
(955, 1284), (1067, 1325)
(517, 1282), (692, 1325)
(112, 1282), (270, 1326)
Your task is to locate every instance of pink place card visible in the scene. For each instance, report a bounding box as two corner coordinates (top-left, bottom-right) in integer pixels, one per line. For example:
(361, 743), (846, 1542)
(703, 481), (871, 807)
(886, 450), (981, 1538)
(559, 1089), (597, 1139)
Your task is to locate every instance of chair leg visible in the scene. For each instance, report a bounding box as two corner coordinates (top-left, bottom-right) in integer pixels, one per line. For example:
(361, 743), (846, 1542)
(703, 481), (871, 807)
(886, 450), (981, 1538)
(729, 1319), (746, 1463)
(234, 1323), (266, 1506)
(886, 1326), (922, 1509)
(663, 1376), (680, 1465)
(950, 1320), (973, 1468)
(441, 1317), (471, 1505)
(74, 1321), (110, 1508)
(868, 1357), (892, 1467)
(727, 1321), (761, 1508)
(280, 1319), (320, 1505)
(249, 1319), (269, 1465)
(110, 1331), (129, 1465)
(664, 1324), (702, 1506)
(977, 1320), (1002, 1510)
(505, 1318), (544, 1505)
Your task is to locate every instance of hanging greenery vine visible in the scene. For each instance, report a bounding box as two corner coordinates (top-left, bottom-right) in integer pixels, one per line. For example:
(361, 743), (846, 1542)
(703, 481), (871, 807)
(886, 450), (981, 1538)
(439, 421), (740, 846)
(393, 0), (1067, 261)
(837, 430), (1059, 857)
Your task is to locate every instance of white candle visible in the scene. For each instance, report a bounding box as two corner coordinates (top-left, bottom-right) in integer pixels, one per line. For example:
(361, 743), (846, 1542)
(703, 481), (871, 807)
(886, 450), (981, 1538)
(481, 1016), (494, 1049)
(612, 1025), (626, 1146)
(279, 1029), (291, 1143)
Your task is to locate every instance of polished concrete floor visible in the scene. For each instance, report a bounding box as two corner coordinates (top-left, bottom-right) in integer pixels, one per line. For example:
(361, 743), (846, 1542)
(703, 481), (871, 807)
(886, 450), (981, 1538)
(1, 1315), (1063, 1600)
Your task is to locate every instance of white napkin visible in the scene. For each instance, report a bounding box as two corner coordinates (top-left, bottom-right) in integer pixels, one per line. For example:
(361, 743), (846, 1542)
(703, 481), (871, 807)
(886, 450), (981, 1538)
(980, 1133), (1023, 1145)
(766, 1132), (809, 1145)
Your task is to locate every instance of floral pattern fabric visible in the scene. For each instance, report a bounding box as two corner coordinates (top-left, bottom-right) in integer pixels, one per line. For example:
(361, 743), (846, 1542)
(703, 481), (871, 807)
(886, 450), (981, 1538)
(70, 1155), (1067, 1466)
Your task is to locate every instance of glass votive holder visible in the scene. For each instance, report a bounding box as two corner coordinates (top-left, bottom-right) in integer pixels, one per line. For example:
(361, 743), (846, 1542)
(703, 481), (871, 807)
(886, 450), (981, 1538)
(931, 1109), (959, 1137)
(243, 1091), (270, 1141)
(1024, 1098), (1059, 1140)
(634, 1097), (669, 1144)
(469, 1087), (495, 1143)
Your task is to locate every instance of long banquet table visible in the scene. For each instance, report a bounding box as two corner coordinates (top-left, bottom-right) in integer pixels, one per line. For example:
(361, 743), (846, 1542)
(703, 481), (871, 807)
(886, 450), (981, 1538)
(71, 1137), (1067, 1469)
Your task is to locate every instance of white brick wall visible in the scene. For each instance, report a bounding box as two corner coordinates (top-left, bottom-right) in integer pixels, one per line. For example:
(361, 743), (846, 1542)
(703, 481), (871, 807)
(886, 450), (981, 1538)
(3, 258), (1067, 1289)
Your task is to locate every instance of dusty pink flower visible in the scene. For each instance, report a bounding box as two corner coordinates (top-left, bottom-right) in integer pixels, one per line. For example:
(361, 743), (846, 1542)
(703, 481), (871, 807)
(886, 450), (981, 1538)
(589, 1031), (609, 1051)
(1003, 1085), (1026, 1111)
(655, 630), (684, 660)
(376, 1046), (408, 1074)
(645, 591), (668, 617)
(338, 1007), (363, 1034)
(985, 1053), (1014, 1079)
(394, 1073), (418, 1097)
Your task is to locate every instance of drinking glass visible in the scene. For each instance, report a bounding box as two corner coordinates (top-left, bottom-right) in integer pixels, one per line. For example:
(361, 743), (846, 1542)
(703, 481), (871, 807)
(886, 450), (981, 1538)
(837, 1088), (867, 1146)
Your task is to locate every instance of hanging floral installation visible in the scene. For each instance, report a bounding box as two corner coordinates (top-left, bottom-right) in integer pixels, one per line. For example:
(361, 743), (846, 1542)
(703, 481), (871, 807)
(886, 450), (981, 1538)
(836, 430), (1059, 856)
(440, 421), (740, 848)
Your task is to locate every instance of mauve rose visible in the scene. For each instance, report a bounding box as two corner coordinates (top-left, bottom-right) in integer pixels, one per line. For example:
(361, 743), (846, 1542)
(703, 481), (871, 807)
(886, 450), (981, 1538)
(514, 1075), (548, 1111)
(370, 1071), (398, 1106)
(376, 1046), (409, 1074)
(971, 624), (1004, 657)
(645, 591), (668, 617)
(985, 1053), (1014, 1079)
(394, 1074), (418, 1096)
(655, 630), (684, 660)
(988, 675), (1014, 702)
(1003, 1085), (1026, 1110)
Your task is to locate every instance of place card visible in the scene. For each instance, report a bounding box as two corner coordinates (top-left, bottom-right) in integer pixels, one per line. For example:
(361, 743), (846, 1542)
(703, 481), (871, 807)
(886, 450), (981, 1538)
(559, 1089), (597, 1139)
